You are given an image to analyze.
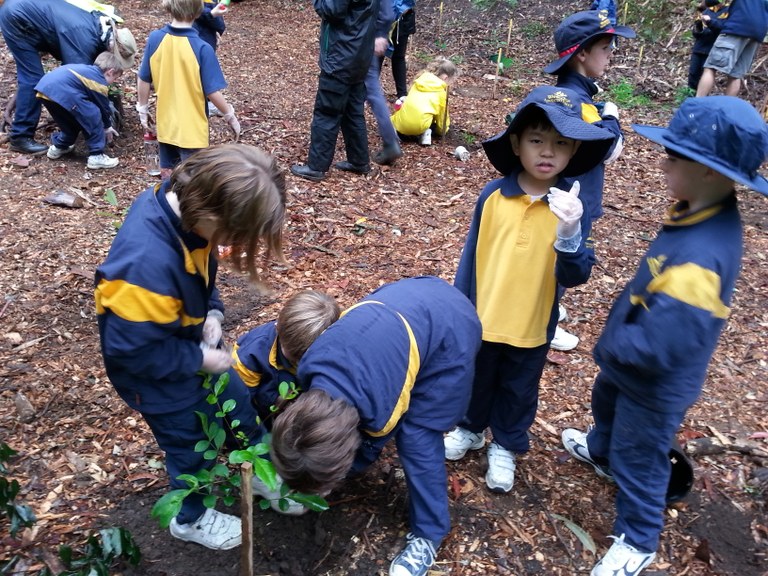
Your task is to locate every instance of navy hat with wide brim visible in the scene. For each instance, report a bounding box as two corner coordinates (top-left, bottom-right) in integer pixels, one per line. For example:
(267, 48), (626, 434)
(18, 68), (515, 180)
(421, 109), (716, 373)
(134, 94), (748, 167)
(544, 10), (636, 75)
(632, 96), (768, 196)
(482, 86), (615, 177)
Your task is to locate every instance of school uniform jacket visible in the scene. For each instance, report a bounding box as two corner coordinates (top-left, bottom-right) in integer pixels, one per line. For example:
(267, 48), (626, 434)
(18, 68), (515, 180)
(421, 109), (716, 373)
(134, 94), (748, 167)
(455, 170), (594, 348)
(194, 0), (227, 50)
(556, 70), (622, 220)
(138, 25), (227, 149)
(297, 276), (482, 438)
(391, 72), (450, 136)
(95, 181), (224, 415)
(594, 195), (742, 412)
(35, 63), (112, 139)
(229, 321), (297, 422)
(721, 0), (768, 42)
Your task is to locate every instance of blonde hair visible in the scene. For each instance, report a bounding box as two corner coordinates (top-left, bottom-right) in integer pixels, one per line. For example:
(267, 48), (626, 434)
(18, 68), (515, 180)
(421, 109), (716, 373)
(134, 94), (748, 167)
(170, 144), (286, 286)
(277, 291), (340, 364)
(271, 389), (361, 494)
(93, 51), (125, 72)
(161, 0), (203, 21)
(426, 56), (459, 80)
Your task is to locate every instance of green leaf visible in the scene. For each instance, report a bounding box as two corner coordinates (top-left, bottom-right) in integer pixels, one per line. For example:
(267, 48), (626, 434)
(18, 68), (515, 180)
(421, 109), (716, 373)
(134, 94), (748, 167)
(151, 489), (192, 528)
(203, 449), (218, 461)
(278, 381), (289, 398)
(221, 399), (236, 414)
(222, 494), (236, 507)
(551, 514), (596, 554)
(194, 440), (210, 453)
(230, 419), (241, 429)
(213, 427), (226, 450)
(258, 499), (271, 510)
(211, 463), (230, 478)
(284, 492), (329, 512)
(104, 188), (118, 206)
(203, 494), (217, 508)
(252, 458), (277, 492)
(213, 372), (230, 396)
(176, 474), (200, 489)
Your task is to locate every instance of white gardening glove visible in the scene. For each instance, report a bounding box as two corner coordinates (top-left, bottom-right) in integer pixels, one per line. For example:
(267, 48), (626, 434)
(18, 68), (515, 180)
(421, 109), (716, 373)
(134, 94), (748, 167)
(201, 347), (233, 374)
(202, 310), (224, 347)
(105, 126), (120, 143)
(604, 134), (624, 165)
(548, 181), (583, 239)
(222, 106), (240, 141)
(211, 4), (226, 16)
(602, 101), (619, 120)
(374, 36), (389, 57)
(136, 103), (154, 131)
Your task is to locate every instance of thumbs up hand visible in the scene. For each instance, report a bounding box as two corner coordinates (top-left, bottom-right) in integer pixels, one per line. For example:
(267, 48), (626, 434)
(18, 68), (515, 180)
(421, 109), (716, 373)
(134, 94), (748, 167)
(548, 181), (583, 239)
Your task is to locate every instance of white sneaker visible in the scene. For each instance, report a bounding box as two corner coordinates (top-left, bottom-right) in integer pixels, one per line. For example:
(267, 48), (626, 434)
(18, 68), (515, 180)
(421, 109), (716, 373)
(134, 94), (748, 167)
(87, 153), (119, 169)
(561, 428), (614, 481)
(419, 128), (432, 146)
(444, 427), (485, 461)
(485, 442), (516, 493)
(252, 473), (307, 516)
(551, 325), (579, 351)
(169, 508), (241, 550)
(47, 144), (75, 159)
(591, 534), (656, 576)
(558, 304), (568, 322)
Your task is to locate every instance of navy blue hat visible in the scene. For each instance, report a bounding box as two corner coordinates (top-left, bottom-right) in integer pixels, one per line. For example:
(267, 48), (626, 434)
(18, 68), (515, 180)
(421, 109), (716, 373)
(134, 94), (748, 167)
(482, 86), (615, 177)
(544, 11), (636, 75)
(632, 96), (768, 196)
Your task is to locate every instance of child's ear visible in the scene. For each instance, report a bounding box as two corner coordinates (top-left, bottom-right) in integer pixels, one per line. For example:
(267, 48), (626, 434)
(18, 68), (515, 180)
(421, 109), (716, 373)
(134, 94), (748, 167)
(509, 133), (520, 156)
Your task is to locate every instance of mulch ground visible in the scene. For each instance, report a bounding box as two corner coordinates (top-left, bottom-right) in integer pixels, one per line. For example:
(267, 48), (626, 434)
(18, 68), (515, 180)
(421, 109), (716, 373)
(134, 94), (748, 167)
(1, 0), (767, 575)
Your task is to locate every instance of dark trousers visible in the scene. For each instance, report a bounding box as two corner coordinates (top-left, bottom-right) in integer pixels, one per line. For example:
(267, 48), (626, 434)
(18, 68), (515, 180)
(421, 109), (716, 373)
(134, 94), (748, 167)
(586, 373), (686, 553)
(41, 100), (105, 154)
(307, 72), (369, 172)
(142, 378), (265, 524)
(688, 51), (709, 90)
(390, 16), (413, 99)
(461, 341), (549, 453)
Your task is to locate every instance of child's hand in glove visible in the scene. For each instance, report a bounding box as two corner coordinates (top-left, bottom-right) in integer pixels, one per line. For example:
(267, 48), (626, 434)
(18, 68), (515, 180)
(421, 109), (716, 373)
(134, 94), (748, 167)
(223, 106), (240, 141)
(548, 181), (583, 239)
(201, 347), (233, 374)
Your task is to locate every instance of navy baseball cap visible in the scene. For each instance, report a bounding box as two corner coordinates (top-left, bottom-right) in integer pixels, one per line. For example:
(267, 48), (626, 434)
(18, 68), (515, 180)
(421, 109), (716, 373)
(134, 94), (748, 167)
(482, 86), (615, 177)
(544, 10), (636, 75)
(632, 96), (768, 196)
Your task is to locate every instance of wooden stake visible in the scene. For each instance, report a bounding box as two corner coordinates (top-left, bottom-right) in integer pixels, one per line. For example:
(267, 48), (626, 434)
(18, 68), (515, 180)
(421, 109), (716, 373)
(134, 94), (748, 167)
(240, 462), (254, 576)
(505, 19), (513, 58)
(622, 0), (629, 25)
(492, 47), (503, 100)
(438, 2), (444, 48)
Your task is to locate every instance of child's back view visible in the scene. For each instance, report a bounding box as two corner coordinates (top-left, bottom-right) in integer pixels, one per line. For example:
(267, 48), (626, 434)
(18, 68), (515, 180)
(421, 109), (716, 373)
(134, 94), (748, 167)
(136, 0), (240, 177)
(391, 57), (457, 146)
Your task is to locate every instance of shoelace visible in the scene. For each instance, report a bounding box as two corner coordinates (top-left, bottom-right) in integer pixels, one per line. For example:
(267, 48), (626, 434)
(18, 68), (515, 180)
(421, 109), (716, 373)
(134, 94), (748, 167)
(398, 536), (435, 569)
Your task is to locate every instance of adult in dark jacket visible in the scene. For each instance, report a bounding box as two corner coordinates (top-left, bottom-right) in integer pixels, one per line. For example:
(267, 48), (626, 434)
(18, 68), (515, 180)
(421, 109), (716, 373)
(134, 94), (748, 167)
(290, 0), (381, 182)
(696, 0), (768, 96)
(0, 0), (136, 155)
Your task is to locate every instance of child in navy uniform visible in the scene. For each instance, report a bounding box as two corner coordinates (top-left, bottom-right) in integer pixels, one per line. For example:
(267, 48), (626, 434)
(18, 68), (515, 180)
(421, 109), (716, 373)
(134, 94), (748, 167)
(688, 0), (729, 91)
(545, 10), (636, 351)
(270, 276), (482, 576)
(445, 86), (614, 496)
(193, 0), (228, 116)
(562, 97), (768, 576)
(36, 51), (128, 169)
(229, 291), (340, 426)
(136, 0), (240, 178)
(95, 144), (290, 551)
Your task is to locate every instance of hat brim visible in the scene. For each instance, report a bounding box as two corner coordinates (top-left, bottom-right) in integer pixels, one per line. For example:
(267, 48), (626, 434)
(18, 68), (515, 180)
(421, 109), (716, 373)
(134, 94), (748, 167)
(544, 25), (637, 75)
(112, 27), (137, 69)
(483, 103), (615, 177)
(632, 124), (768, 196)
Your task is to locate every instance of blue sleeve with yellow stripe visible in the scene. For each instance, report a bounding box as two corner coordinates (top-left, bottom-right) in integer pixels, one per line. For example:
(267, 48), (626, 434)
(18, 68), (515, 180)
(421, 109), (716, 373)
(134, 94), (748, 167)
(594, 196), (743, 412)
(95, 184), (221, 414)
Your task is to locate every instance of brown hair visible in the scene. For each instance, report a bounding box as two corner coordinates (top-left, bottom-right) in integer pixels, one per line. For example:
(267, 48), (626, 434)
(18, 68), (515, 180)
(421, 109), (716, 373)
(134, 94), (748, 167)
(426, 56), (459, 80)
(161, 0), (203, 21)
(270, 389), (361, 494)
(277, 291), (340, 364)
(170, 144), (286, 286)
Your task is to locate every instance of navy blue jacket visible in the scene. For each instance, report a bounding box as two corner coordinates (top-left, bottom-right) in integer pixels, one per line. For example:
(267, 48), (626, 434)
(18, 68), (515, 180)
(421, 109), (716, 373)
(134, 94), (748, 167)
(722, 0), (768, 41)
(298, 277), (482, 438)
(194, 0), (226, 50)
(594, 195), (742, 412)
(692, 4), (729, 55)
(315, 0), (380, 84)
(556, 70), (622, 220)
(95, 182), (224, 415)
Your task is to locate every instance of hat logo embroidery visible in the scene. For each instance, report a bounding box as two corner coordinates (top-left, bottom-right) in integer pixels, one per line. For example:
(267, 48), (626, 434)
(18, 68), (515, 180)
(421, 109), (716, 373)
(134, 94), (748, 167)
(544, 91), (573, 108)
(598, 13), (611, 29)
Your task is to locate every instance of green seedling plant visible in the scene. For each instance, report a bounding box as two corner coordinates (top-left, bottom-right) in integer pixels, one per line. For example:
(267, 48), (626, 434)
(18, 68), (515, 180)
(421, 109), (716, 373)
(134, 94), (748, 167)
(150, 373), (328, 528)
(489, 53), (515, 75)
(605, 78), (652, 108)
(1, 443), (140, 575)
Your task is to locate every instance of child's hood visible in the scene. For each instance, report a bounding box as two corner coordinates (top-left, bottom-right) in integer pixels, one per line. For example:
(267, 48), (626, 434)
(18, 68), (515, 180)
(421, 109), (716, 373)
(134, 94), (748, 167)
(413, 72), (447, 93)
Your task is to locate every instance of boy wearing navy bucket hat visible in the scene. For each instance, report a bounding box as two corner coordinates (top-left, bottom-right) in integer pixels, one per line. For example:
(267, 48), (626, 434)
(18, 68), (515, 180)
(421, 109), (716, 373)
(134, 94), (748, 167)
(545, 10), (637, 352)
(447, 86), (614, 494)
(562, 96), (768, 576)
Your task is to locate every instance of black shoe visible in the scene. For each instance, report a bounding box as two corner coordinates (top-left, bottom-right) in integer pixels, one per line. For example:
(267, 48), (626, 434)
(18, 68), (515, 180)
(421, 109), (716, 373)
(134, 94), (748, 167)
(290, 164), (325, 182)
(334, 161), (371, 175)
(372, 143), (403, 166)
(9, 137), (48, 155)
